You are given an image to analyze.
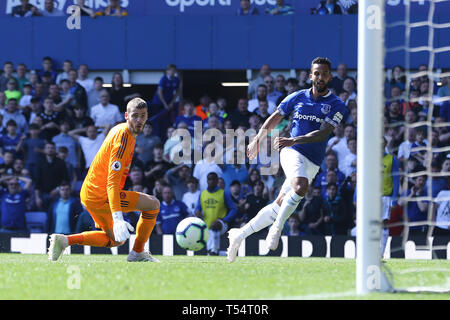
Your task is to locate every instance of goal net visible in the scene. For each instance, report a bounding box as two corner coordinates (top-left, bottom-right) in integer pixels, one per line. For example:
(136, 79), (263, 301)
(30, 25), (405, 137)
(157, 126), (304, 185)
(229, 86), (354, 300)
(357, 0), (450, 294)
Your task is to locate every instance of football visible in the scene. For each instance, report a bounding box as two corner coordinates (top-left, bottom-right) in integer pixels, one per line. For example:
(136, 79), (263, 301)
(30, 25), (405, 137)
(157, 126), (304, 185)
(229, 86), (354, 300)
(175, 217), (209, 251)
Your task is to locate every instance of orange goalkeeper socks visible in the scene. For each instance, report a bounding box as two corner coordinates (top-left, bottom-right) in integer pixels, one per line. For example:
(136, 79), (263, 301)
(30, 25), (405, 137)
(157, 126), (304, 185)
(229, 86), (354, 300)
(133, 209), (159, 253)
(68, 231), (112, 247)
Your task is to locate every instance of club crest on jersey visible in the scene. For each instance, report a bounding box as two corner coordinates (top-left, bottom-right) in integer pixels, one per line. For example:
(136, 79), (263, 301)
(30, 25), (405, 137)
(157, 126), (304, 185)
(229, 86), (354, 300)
(112, 160), (122, 171)
(321, 104), (331, 114)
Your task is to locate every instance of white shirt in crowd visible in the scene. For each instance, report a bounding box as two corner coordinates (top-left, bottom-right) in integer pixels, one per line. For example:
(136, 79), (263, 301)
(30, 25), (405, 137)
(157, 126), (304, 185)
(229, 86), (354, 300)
(247, 98), (276, 114)
(77, 78), (95, 93)
(193, 159), (223, 191)
(435, 190), (450, 230)
(78, 133), (106, 169)
(182, 190), (201, 216)
(90, 103), (123, 128)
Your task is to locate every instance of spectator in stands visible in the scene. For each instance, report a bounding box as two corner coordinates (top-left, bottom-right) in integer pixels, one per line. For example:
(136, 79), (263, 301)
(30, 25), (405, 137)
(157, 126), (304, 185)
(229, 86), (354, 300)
(47, 84), (63, 107)
(165, 164), (191, 201)
(56, 146), (77, 190)
(90, 89), (122, 131)
(410, 128), (428, 166)
(248, 64), (271, 99)
(229, 98), (253, 129)
(193, 151), (223, 191)
(87, 77), (104, 113)
(52, 120), (78, 170)
(298, 70), (311, 90)
(39, 97), (62, 141)
(149, 64), (181, 139)
(399, 174), (429, 236)
(1, 120), (22, 158)
(74, 0), (97, 18)
(156, 186), (189, 235)
(298, 186), (328, 235)
(196, 172), (238, 255)
(242, 179), (268, 225)
(323, 182), (348, 235)
(182, 177), (200, 217)
(56, 60), (74, 85)
(266, 0), (294, 15)
(286, 77), (300, 94)
(125, 166), (149, 193)
(313, 0), (342, 14)
(254, 100), (270, 122)
(48, 181), (83, 234)
(42, 0), (64, 17)
(38, 57), (57, 84)
(109, 72), (139, 113)
(433, 186), (450, 237)
(16, 123), (45, 179)
(11, 0), (41, 17)
(315, 152), (346, 189)
(34, 141), (69, 211)
(342, 77), (357, 101)
(68, 124), (107, 174)
(385, 65), (406, 98)
(264, 75), (284, 106)
(275, 74), (287, 97)
(237, 0), (259, 15)
(174, 100), (202, 136)
(144, 144), (174, 189)
(248, 84), (276, 114)
(3, 98), (28, 136)
(204, 102), (225, 126)
(97, 0), (129, 17)
(220, 150), (249, 190)
(0, 151), (15, 176)
(398, 127), (416, 162)
(4, 80), (22, 105)
(385, 100), (404, 124)
(59, 79), (75, 110)
(327, 124), (355, 174)
(0, 177), (31, 233)
(67, 69), (88, 109)
(76, 64), (94, 93)
(437, 75), (450, 98)
(19, 84), (33, 110)
(0, 62), (18, 92)
(134, 122), (161, 167)
(72, 104), (94, 130)
(15, 63), (28, 93)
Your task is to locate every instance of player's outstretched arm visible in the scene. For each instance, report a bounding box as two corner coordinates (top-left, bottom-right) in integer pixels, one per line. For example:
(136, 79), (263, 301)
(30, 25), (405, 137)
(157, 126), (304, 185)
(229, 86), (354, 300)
(248, 110), (284, 160)
(274, 121), (335, 149)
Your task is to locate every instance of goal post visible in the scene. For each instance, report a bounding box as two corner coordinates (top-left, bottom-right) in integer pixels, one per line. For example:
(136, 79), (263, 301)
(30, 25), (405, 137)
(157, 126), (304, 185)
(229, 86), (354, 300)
(356, 0), (392, 295)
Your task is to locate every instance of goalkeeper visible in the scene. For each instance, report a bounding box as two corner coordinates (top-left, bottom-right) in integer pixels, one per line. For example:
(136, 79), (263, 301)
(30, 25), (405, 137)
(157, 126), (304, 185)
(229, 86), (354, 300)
(227, 57), (348, 262)
(48, 98), (161, 262)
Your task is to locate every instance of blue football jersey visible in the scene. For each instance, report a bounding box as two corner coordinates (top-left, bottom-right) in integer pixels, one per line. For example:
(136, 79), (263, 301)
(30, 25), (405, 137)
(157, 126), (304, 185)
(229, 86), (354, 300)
(277, 89), (348, 166)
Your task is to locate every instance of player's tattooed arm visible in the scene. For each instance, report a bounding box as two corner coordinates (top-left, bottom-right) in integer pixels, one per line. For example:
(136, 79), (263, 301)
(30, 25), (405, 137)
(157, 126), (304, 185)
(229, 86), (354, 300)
(274, 121), (335, 149)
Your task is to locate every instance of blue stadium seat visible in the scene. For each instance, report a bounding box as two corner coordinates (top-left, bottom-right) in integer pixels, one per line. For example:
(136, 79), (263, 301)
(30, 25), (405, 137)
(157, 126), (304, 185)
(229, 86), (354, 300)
(25, 212), (48, 233)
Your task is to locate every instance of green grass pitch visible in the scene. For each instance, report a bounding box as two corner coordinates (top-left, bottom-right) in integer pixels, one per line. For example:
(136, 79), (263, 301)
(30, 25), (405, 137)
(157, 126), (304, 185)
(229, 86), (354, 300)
(0, 254), (449, 300)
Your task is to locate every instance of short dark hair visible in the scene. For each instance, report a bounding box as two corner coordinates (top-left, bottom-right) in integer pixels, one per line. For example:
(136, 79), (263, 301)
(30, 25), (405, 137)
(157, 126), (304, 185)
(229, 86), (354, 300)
(311, 57), (332, 71)
(230, 180), (241, 187)
(6, 119), (17, 127)
(94, 76), (104, 82)
(29, 123), (40, 130)
(58, 146), (69, 153)
(326, 182), (338, 189)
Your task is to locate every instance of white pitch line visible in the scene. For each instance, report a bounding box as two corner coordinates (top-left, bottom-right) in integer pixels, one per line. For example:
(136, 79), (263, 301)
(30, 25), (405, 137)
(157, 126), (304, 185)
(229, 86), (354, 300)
(272, 290), (356, 300)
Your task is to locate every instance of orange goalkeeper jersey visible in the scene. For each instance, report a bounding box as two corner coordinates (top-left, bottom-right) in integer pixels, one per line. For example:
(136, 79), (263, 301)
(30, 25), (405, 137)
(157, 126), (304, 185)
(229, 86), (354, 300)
(80, 123), (136, 213)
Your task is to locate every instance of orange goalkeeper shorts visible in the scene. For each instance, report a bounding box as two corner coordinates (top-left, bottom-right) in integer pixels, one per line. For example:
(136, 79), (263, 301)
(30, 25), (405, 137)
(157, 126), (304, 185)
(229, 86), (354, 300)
(82, 190), (140, 231)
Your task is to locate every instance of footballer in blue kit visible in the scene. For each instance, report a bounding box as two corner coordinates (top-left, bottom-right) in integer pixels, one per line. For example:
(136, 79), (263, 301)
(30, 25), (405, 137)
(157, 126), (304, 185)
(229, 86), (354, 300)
(227, 57), (348, 262)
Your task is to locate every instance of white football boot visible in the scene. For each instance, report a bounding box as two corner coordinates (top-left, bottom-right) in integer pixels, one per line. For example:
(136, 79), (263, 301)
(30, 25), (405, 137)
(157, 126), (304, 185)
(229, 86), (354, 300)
(48, 234), (69, 261)
(226, 228), (244, 263)
(127, 250), (160, 262)
(265, 225), (282, 251)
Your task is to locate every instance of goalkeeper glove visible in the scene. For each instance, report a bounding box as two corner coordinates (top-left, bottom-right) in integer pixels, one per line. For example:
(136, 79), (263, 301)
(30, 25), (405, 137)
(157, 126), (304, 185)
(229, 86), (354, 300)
(112, 211), (134, 242)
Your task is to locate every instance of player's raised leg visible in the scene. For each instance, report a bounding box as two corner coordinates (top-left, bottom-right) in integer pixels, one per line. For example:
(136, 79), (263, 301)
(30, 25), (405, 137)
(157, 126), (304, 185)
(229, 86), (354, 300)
(227, 192), (284, 262)
(127, 192), (161, 262)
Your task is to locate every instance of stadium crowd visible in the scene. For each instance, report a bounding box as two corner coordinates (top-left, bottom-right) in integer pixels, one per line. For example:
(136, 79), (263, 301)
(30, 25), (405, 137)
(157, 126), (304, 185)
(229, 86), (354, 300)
(0, 52), (448, 242)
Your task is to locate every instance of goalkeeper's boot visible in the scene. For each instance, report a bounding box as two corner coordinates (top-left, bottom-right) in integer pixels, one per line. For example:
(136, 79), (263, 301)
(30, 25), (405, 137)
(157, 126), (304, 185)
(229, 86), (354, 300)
(48, 234), (69, 261)
(226, 228), (244, 263)
(127, 250), (160, 262)
(265, 224), (282, 251)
